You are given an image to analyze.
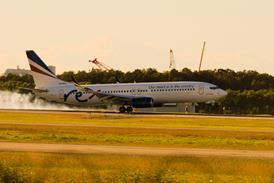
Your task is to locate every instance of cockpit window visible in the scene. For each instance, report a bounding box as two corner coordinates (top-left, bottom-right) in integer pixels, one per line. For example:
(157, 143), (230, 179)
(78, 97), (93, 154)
(210, 86), (220, 90)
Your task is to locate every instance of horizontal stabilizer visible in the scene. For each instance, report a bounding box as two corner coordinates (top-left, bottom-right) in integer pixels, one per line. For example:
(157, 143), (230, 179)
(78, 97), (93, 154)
(18, 87), (48, 93)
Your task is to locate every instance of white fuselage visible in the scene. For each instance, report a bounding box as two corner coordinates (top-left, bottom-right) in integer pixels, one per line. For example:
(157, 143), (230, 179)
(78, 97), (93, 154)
(35, 81), (227, 107)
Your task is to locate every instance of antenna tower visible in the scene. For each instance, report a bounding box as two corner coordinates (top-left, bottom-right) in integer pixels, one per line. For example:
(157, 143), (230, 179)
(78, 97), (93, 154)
(169, 49), (176, 70)
(198, 41), (206, 71)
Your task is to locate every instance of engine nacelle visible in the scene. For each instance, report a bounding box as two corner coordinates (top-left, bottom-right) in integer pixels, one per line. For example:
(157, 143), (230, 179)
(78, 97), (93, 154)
(132, 97), (154, 108)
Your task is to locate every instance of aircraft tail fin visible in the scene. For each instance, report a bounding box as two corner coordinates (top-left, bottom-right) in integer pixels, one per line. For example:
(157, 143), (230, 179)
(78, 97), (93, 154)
(26, 50), (66, 88)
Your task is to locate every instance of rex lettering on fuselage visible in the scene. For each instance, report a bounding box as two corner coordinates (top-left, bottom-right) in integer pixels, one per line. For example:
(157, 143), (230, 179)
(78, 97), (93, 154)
(64, 89), (96, 103)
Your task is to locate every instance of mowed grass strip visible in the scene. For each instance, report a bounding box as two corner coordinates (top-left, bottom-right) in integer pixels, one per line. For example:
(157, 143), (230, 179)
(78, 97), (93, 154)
(0, 152), (274, 183)
(0, 111), (274, 130)
(1, 124), (274, 150)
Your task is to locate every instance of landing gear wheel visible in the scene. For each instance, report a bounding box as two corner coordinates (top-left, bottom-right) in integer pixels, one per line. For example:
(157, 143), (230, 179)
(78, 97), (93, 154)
(126, 106), (133, 113)
(119, 106), (126, 113)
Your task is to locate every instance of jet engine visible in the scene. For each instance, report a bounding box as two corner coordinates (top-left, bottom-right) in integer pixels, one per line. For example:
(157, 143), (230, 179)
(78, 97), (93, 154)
(131, 97), (154, 108)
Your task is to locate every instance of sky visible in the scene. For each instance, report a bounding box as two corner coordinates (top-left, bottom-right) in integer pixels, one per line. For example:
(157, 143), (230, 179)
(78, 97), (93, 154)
(0, 0), (274, 75)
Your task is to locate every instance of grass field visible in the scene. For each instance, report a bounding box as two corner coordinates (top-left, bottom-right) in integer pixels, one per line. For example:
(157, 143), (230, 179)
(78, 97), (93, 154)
(0, 110), (274, 182)
(1, 152), (274, 183)
(0, 111), (274, 130)
(1, 123), (274, 150)
(0, 111), (274, 150)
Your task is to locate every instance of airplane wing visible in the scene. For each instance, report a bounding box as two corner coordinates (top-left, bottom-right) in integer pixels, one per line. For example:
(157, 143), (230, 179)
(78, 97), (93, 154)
(71, 76), (153, 108)
(73, 83), (134, 104)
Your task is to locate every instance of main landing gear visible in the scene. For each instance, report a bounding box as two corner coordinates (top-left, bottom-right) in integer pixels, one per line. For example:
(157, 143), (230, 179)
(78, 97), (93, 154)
(119, 106), (133, 113)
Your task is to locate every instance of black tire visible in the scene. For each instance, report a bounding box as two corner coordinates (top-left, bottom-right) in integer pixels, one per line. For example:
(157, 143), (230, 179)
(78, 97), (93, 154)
(119, 106), (126, 113)
(126, 106), (133, 113)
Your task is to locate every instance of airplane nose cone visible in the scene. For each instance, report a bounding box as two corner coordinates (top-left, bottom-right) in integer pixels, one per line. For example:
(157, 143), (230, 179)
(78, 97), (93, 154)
(221, 90), (228, 97)
(217, 89), (227, 98)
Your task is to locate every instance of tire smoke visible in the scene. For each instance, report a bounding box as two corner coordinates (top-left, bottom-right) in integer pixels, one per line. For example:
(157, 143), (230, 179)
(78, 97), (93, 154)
(0, 91), (71, 110)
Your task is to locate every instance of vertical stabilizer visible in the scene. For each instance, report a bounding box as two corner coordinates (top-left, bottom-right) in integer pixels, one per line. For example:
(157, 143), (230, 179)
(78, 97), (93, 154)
(26, 50), (66, 88)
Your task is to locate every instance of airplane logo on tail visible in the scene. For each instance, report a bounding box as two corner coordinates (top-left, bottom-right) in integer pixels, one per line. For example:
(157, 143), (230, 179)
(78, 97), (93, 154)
(26, 50), (57, 78)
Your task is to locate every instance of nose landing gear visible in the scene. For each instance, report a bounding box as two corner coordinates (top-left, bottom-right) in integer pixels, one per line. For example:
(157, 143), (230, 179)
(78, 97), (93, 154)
(119, 106), (133, 113)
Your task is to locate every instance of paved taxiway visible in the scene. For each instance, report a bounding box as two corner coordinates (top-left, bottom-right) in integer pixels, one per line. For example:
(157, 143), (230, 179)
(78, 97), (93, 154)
(1, 142), (274, 158)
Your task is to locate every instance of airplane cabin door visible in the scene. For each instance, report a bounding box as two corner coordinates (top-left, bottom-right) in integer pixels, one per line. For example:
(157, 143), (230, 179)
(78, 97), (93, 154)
(131, 88), (141, 95)
(198, 84), (204, 95)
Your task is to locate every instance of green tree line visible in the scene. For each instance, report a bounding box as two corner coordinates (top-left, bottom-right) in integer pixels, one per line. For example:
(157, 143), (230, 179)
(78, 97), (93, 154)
(197, 89), (274, 115)
(0, 68), (273, 115)
(0, 74), (34, 91)
(59, 68), (274, 90)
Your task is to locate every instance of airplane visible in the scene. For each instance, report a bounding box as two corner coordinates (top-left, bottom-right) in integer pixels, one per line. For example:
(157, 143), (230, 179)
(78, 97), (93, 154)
(26, 50), (227, 113)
